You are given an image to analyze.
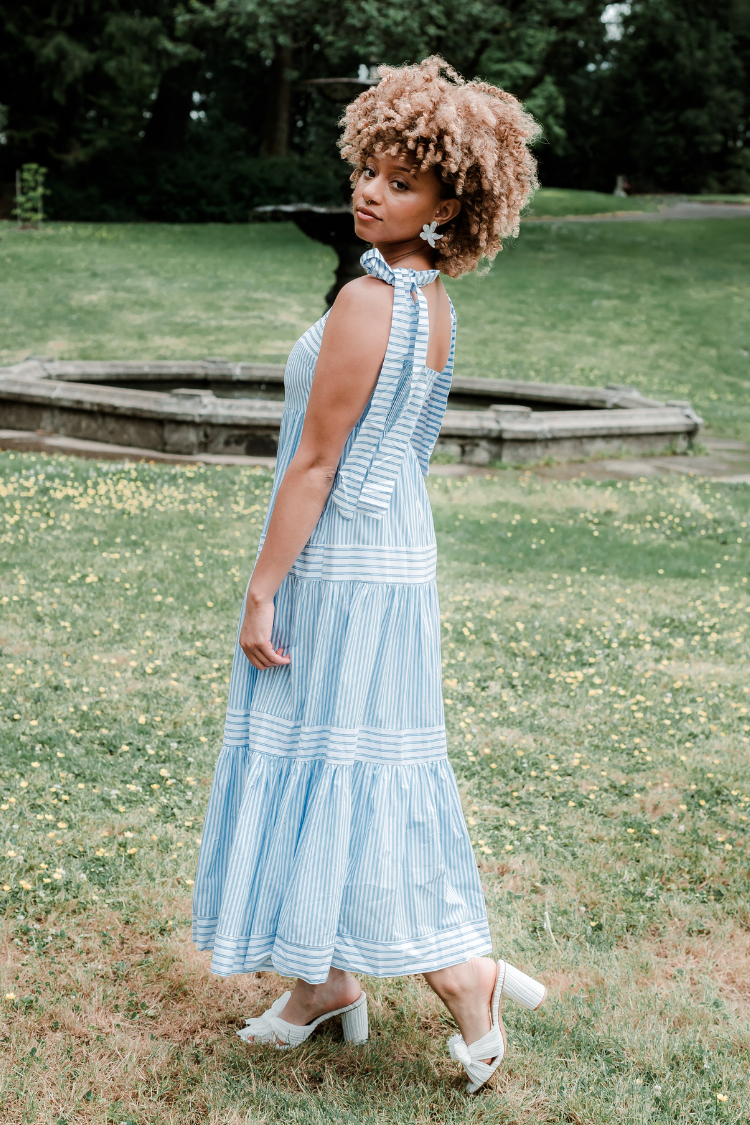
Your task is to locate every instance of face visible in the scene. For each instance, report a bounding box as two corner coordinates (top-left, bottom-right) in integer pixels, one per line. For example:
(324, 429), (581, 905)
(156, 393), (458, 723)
(352, 152), (461, 246)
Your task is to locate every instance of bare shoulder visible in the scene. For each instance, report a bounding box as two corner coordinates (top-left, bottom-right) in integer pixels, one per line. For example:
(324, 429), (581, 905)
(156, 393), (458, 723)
(330, 275), (393, 320)
(432, 275), (451, 306)
(320, 275), (393, 355)
(434, 277), (455, 330)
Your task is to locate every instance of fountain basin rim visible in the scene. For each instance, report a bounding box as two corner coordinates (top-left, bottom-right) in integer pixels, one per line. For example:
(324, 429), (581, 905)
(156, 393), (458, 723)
(2, 360), (687, 414)
(254, 204), (354, 216)
(0, 373), (703, 438)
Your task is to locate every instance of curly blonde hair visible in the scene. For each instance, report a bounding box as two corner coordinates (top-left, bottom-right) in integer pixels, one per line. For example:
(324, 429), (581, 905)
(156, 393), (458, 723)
(339, 56), (541, 277)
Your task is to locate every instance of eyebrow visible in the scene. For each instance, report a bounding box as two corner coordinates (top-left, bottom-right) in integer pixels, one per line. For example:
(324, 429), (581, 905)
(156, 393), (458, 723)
(368, 155), (418, 176)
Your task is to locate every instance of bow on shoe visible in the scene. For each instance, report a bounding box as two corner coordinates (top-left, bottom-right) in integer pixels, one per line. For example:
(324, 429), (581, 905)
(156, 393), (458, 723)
(448, 1028), (505, 1092)
(238, 991), (291, 1042)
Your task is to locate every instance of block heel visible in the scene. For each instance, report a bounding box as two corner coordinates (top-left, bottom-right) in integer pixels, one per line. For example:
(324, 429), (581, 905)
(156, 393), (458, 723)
(341, 993), (369, 1044)
(499, 960), (547, 1011)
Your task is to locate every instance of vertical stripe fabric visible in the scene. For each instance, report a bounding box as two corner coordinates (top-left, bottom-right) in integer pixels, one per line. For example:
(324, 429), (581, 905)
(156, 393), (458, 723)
(330, 250), (440, 521)
(192, 249), (492, 983)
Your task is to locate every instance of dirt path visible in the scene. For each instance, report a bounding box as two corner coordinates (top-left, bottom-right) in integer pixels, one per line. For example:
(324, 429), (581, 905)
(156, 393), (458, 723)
(526, 201), (750, 223)
(432, 437), (750, 484)
(3, 430), (748, 484)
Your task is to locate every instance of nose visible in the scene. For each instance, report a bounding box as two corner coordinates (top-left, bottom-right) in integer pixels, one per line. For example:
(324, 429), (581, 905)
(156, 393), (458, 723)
(360, 174), (383, 205)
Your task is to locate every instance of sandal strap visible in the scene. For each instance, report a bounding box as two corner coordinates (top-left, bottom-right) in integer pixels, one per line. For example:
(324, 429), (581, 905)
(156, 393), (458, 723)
(243, 991), (290, 1029)
(448, 1028), (504, 1086)
(238, 992), (293, 1043)
(237, 1012), (310, 1047)
(238, 990), (368, 1049)
(266, 1014), (312, 1047)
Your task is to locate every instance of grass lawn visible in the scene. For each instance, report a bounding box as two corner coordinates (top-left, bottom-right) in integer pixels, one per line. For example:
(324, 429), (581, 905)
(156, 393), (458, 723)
(1, 450), (750, 1123)
(2, 209), (749, 439)
(452, 217), (750, 440)
(528, 188), (666, 217)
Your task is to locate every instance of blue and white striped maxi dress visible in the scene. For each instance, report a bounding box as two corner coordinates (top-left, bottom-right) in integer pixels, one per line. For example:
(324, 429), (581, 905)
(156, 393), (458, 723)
(192, 248), (492, 983)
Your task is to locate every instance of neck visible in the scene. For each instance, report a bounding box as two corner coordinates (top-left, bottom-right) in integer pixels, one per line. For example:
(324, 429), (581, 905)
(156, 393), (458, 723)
(372, 236), (436, 271)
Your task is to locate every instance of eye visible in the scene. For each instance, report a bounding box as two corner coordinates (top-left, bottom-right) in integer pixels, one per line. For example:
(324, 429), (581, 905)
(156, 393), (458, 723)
(363, 165), (375, 178)
(391, 178), (408, 191)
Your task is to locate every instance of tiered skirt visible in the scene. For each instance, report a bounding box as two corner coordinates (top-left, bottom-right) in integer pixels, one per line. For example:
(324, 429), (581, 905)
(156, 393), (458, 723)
(192, 574), (491, 983)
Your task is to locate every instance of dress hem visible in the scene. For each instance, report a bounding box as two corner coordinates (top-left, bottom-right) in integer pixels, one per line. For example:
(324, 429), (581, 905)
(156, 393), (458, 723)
(193, 917), (492, 984)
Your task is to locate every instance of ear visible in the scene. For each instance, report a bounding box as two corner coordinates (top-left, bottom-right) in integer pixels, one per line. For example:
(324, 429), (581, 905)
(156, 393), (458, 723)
(435, 198), (461, 225)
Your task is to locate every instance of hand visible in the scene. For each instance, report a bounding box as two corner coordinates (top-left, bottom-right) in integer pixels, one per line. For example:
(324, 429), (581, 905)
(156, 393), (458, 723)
(239, 595), (291, 670)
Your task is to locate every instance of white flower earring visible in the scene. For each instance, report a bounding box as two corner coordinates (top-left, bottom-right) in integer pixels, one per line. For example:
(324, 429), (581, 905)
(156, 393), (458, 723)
(420, 221), (443, 248)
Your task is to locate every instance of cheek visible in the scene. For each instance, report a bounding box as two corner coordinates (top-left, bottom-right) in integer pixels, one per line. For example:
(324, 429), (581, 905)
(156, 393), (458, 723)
(405, 200), (438, 234)
(393, 190), (432, 219)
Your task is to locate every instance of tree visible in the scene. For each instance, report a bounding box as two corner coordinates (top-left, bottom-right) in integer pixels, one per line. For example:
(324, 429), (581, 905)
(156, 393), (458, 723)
(0, 2), (197, 162)
(189, 0), (609, 161)
(1, 0), (747, 219)
(593, 0), (750, 192)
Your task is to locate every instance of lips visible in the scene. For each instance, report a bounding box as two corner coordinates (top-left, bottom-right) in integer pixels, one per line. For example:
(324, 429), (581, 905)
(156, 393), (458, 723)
(355, 207), (380, 221)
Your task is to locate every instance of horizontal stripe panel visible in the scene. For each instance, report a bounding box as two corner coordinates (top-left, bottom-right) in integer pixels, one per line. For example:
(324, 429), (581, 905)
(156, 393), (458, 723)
(222, 710), (447, 764)
(331, 920), (492, 978)
(290, 541), (437, 583)
(205, 921), (492, 981)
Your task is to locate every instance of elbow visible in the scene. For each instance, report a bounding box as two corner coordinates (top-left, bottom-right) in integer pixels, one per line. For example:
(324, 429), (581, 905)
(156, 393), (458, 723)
(290, 453), (339, 489)
(315, 463), (339, 490)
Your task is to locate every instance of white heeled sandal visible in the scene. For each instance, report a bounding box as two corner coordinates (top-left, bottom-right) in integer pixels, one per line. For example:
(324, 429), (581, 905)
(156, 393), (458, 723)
(237, 990), (368, 1049)
(448, 960), (546, 1093)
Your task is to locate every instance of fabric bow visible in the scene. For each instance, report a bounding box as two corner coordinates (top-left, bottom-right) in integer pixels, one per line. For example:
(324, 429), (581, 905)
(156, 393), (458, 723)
(330, 248), (451, 521)
(237, 991), (291, 1042)
(447, 1027), (505, 1090)
(448, 1035), (474, 1070)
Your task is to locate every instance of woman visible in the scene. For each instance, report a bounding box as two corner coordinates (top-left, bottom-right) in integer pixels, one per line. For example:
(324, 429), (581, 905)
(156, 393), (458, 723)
(192, 56), (544, 1093)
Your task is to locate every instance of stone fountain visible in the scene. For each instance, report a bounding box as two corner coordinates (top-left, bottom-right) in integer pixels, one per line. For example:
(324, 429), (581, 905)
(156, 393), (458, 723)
(254, 204), (367, 307)
(254, 72), (376, 306)
(0, 357), (703, 466)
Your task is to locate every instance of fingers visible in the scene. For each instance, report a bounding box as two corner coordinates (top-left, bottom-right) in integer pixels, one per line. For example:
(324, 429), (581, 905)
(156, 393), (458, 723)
(240, 640), (291, 671)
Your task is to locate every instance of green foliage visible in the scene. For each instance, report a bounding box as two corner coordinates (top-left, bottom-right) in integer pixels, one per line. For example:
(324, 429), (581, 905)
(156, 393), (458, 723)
(583, 0), (750, 194)
(2, 0), (748, 217)
(12, 164), (47, 227)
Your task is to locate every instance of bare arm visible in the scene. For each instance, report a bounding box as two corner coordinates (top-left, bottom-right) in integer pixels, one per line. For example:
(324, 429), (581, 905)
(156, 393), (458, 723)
(239, 277), (393, 669)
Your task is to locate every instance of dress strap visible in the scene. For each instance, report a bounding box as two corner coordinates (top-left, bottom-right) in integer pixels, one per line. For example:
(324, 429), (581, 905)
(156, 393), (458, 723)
(330, 248), (444, 521)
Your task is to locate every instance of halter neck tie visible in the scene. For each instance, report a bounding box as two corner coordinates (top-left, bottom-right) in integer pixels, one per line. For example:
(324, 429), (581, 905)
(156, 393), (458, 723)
(330, 248), (445, 521)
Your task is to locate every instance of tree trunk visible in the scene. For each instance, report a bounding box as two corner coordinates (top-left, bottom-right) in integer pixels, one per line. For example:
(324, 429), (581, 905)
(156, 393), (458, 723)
(261, 45), (293, 158)
(144, 61), (200, 152)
